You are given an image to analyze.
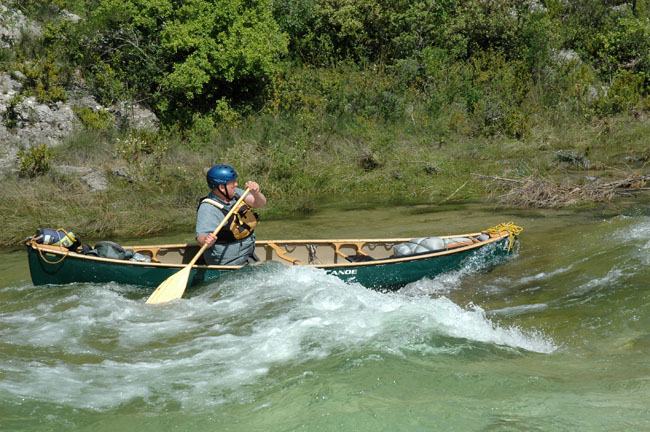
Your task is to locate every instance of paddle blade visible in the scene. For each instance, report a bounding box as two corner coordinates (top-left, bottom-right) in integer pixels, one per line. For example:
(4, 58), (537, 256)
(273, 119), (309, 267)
(145, 266), (192, 304)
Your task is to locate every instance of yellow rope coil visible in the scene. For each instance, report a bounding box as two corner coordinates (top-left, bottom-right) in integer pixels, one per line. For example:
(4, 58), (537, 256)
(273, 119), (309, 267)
(37, 244), (69, 265)
(485, 221), (523, 252)
(29, 228), (74, 265)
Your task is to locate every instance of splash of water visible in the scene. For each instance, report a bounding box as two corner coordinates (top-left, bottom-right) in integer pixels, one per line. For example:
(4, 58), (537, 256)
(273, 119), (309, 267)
(0, 264), (557, 411)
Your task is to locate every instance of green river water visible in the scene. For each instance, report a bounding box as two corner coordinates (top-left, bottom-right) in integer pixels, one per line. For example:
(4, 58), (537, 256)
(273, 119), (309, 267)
(1, 200), (648, 431)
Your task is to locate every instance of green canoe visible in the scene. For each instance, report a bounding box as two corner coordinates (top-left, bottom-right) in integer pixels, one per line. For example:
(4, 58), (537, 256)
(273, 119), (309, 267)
(26, 223), (522, 291)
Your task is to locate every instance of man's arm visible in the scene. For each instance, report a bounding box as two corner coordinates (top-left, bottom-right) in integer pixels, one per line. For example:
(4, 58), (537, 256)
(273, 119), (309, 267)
(244, 181), (267, 208)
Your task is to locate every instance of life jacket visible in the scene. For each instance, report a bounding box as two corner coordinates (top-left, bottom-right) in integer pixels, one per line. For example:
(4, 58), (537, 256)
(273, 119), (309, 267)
(198, 194), (258, 242)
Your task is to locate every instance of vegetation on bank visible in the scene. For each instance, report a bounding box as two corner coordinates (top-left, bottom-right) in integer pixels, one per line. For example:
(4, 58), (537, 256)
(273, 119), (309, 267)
(1, 0), (650, 245)
(3, 109), (648, 246)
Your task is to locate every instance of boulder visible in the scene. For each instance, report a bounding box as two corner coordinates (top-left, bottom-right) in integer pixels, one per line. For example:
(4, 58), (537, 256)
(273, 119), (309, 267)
(0, 4), (41, 49)
(52, 165), (109, 192)
(112, 101), (160, 131)
(1, 95), (77, 148)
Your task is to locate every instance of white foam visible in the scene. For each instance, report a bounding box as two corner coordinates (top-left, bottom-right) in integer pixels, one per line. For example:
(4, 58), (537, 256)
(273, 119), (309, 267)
(490, 303), (549, 316)
(570, 268), (625, 298)
(0, 265), (557, 411)
(614, 217), (650, 264)
(518, 263), (576, 284)
(612, 216), (650, 242)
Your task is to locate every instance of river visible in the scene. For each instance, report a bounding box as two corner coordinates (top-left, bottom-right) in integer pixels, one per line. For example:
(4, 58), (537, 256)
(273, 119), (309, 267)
(1, 200), (649, 431)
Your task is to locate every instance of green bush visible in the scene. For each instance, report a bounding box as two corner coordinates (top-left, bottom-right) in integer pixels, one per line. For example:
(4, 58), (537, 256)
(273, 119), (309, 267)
(267, 63), (409, 123)
(464, 51), (532, 137)
(20, 52), (68, 103)
(415, 47), (465, 116)
(273, 0), (555, 68)
(18, 144), (52, 178)
(593, 15), (650, 82)
(87, 61), (127, 106)
(55, 0), (288, 126)
(2, 94), (23, 130)
(74, 106), (114, 130)
(0, 47), (14, 64)
(595, 70), (645, 115)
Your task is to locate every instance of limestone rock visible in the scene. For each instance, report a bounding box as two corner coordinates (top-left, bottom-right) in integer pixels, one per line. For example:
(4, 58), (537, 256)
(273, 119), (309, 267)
(0, 4), (41, 49)
(0, 3), (159, 179)
(112, 101), (160, 131)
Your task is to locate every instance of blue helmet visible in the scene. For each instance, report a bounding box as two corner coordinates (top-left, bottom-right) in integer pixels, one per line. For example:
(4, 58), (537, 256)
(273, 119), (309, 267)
(206, 165), (238, 189)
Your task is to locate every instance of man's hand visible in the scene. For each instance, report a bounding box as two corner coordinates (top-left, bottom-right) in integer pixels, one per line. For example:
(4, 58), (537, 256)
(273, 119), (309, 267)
(198, 233), (217, 247)
(245, 181), (260, 193)
(244, 181), (267, 208)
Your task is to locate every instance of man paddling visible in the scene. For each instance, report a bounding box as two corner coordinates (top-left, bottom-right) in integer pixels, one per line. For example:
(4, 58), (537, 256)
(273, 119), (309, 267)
(196, 165), (267, 265)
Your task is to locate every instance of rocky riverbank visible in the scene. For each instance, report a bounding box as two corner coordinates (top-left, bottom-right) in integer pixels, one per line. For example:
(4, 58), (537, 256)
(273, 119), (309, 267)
(0, 3), (158, 190)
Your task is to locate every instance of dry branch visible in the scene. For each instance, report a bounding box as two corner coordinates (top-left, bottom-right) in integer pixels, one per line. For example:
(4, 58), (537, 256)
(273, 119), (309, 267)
(472, 173), (650, 208)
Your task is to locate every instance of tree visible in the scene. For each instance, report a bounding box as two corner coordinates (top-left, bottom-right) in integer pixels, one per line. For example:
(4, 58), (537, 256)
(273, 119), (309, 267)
(62, 0), (288, 125)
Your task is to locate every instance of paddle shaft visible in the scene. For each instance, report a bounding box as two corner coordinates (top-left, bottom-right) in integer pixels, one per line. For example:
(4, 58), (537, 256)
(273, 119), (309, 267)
(190, 188), (251, 266)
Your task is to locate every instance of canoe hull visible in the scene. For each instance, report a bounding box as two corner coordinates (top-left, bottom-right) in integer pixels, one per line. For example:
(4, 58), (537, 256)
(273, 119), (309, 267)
(26, 235), (515, 290)
(27, 247), (204, 287)
(325, 238), (512, 288)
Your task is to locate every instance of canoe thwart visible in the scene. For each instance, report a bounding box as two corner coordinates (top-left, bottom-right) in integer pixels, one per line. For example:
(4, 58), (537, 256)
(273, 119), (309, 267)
(334, 242), (372, 263)
(267, 242), (302, 265)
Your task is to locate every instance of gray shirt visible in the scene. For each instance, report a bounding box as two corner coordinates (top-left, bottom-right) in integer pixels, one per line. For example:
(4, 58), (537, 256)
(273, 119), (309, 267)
(195, 188), (256, 265)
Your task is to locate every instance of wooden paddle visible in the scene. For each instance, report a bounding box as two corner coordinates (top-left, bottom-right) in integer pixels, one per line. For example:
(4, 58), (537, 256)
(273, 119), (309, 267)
(145, 188), (251, 304)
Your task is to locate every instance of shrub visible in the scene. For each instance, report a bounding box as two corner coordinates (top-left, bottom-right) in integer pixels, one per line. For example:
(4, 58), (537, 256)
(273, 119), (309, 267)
(87, 61), (127, 106)
(186, 114), (217, 147)
(18, 143), (52, 178)
(595, 70), (645, 115)
(20, 52), (68, 103)
(2, 94), (23, 129)
(59, 0), (288, 126)
(74, 106), (114, 130)
(267, 63), (408, 123)
(593, 15), (650, 83)
(416, 47), (465, 116)
(463, 51), (532, 137)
